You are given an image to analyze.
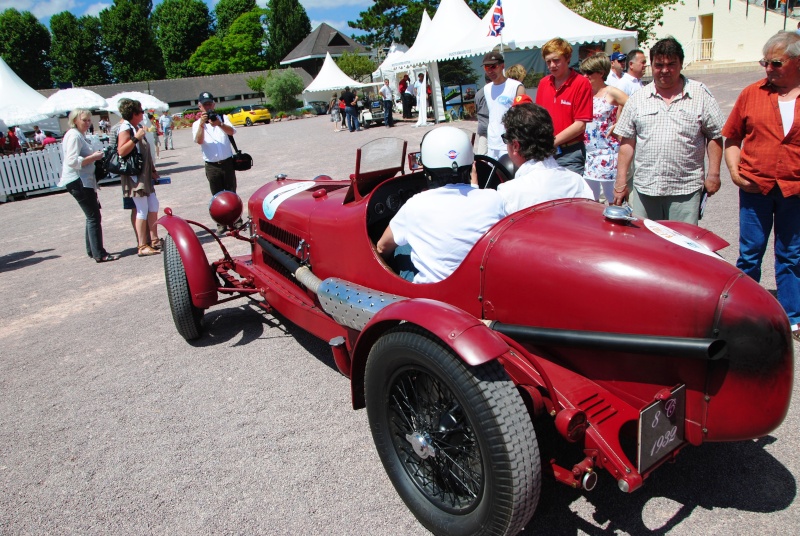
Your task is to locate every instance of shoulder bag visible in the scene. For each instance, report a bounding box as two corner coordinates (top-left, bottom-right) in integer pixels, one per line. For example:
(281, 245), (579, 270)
(103, 123), (144, 176)
(227, 132), (253, 172)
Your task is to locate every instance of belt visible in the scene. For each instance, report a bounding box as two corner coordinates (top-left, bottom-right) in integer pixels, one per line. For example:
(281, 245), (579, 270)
(206, 157), (232, 165)
(558, 140), (584, 151)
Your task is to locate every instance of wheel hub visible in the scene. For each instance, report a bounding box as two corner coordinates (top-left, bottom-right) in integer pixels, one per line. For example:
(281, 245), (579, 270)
(405, 432), (436, 459)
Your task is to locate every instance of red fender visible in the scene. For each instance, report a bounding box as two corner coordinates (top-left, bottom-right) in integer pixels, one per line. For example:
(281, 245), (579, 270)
(658, 220), (730, 253)
(349, 299), (509, 409)
(157, 213), (218, 309)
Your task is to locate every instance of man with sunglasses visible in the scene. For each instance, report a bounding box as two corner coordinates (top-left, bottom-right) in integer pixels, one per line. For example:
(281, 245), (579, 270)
(482, 51), (525, 160)
(613, 37), (723, 225)
(722, 31), (800, 341)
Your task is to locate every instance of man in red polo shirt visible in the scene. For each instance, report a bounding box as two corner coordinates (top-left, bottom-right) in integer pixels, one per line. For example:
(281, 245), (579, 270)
(723, 31), (800, 340)
(535, 37), (593, 175)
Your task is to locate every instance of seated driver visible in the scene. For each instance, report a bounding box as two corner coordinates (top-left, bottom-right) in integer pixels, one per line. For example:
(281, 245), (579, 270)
(497, 99), (593, 214)
(377, 127), (505, 283)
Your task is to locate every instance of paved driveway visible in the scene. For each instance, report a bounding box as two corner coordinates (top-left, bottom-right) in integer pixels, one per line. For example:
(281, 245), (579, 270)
(1, 69), (797, 535)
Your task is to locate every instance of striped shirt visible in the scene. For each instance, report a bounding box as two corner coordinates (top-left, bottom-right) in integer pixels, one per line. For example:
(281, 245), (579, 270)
(615, 76), (724, 197)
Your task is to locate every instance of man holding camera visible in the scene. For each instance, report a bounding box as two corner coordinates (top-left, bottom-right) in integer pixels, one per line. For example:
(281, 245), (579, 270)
(193, 91), (239, 233)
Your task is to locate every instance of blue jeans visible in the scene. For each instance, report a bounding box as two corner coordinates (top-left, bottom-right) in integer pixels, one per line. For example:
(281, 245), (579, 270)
(66, 179), (108, 260)
(383, 100), (394, 127)
(345, 106), (359, 132)
(737, 187), (800, 325)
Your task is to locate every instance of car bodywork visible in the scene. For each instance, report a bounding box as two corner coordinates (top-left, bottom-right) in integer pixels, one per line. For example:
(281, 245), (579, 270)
(228, 105), (272, 126)
(158, 137), (793, 536)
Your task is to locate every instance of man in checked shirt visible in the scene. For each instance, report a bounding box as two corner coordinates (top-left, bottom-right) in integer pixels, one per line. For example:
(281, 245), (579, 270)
(612, 37), (724, 224)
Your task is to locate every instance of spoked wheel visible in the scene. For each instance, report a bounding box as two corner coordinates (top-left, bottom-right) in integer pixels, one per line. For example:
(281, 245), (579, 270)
(163, 234), (204, 340)
(474, 154), (515, 190)
(245, 118), (253, 126)
(365, 327), (540, 536)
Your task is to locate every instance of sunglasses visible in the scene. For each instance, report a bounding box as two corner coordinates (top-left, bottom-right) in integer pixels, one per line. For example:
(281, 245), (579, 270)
(501, 133), (513, 144)
(759, 58), (790, 68)
(483, 64), (501, 70)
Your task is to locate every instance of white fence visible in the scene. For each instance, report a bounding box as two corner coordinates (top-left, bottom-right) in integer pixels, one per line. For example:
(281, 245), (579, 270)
(0, 137), (110, 202)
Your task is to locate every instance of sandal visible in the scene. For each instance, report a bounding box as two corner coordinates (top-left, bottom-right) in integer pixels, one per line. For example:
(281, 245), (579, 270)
(150, 238), (164, 251)
(95, 253), (119, 263)
(138, 244), (160, 257)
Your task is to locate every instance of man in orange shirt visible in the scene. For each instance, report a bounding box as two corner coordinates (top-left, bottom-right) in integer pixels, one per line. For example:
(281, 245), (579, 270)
(723, 31), (800, 340)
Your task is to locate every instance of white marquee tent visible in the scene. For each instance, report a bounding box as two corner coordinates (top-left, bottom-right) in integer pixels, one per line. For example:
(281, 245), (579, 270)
(0, 56), (50, 126)
(303, 53), (381, 104)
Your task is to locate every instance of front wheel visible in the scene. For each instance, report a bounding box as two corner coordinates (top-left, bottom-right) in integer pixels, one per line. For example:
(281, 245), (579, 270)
(164, 234), (204, 340)
(365, 327), (540, 536)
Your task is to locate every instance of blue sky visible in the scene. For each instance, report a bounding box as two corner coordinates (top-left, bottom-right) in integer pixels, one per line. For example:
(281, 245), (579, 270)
(1, 0), (371, 37)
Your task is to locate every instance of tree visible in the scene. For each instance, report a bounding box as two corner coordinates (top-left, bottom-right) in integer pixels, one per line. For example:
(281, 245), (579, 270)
(225, 10), (269, 73)
(50, 12), (110, 86)
(246, 75), (267, 102)
(153, 0), (212, 79)
(99, 0), (165, 83)
(349, 0), (491, 48)
(188, 37), (228, 75)
(214, 0), (256, 39)
(562, 0), (674, 45)
(438, 58), (478, 86)
(335, 50), (376, 82)
(265, 0), (311, 68)
(0, 9), (51, 89)
(263, 69), (304, 111)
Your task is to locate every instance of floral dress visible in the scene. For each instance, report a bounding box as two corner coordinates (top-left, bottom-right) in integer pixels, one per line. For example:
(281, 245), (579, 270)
(583, 96), (620, 183)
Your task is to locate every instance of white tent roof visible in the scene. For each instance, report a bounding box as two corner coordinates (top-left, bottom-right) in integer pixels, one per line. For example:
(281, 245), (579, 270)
(373, 42), (410, 78)
(303, 52), (377, 93)
(447, 0), (637, 59)
(0, 56), (49, 125)
(392, 0), (480, 70)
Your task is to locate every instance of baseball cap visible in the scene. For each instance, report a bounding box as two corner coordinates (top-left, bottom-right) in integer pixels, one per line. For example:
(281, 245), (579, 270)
(482, 51), (504, 65)
(198, 92), (214, 103)
(610, 52), (627, 62)
(512, 95), (533, 106)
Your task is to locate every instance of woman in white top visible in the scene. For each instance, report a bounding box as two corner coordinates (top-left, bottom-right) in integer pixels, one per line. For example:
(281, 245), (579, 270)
(58, 108), (118, 263)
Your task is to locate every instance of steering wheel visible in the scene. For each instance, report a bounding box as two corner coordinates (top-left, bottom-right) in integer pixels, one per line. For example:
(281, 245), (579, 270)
(474, 154), (516, 190)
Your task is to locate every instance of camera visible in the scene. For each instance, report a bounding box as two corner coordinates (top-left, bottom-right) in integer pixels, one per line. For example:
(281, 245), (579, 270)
(206, 112), (218, 123)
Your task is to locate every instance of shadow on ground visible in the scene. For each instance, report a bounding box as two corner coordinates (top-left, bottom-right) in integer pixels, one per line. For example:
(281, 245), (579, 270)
(0, 249), (59, 272)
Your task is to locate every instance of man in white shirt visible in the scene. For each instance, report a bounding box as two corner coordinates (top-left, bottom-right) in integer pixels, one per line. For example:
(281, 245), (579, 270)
(497, 101), (593, 214)
(379, 78), (394, 128)
(192, 91), (240, 233)
(606, 52), (626, 89)
(618, 50), (647, 96)
(377, 127), (505, 283)
(483, 51), (525, 160)
(159, 113), (174, 149)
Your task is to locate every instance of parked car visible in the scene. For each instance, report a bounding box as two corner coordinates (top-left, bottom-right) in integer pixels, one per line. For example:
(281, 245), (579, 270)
(157, 136), (793, 536)
(228, 104), (271, 126)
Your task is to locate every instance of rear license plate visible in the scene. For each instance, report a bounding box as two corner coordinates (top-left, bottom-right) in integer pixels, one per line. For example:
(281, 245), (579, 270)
(638, 384), (686, 473)
(371, 102), (382, 109)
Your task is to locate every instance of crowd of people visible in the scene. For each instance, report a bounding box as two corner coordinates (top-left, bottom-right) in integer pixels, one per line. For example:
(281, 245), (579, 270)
(51, 31), (799, 340)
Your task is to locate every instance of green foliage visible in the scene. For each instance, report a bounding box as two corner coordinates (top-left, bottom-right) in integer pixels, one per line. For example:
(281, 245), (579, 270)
(49, 12), (110, 86)
(188, 9), (267, 75)
(562, 0), (674, 45)
(350, 0), (491, 48)
(99, 0), (165, 82)
(214, 0), (256, 39)
(265, 0), (311, 68)
(153, 0), (212, 79)
(438, 58), (478, 86)
(0, 9), (52, 89)
(246, 75), (267, 102)
(335, 50), (376, 82)
(263, 70), (305, 111)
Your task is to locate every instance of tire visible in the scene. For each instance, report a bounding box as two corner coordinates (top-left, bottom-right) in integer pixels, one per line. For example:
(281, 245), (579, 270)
(245, 118), (253, 126)
(474, 154), (515, 190)
(264, 119), (270, 125)
(365, 327), (540, 536)
(163, 234), (204, 340)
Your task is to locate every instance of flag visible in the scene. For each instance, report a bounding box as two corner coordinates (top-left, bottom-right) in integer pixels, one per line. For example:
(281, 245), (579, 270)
(488, 0), (505, 37)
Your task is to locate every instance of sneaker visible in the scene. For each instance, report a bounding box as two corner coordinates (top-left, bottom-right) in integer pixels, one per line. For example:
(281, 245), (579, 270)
(216, 224), (227, 235)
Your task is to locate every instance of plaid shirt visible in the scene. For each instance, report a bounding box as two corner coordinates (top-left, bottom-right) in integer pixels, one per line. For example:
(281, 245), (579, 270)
(615, 76), (724, 196)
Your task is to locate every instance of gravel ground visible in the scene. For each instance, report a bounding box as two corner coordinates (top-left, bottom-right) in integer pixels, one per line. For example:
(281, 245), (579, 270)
(1, 69), (797, 536)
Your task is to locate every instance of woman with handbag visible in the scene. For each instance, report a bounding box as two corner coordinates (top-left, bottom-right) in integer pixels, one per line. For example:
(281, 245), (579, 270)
(116, 98), (162, 257)
(58, 108), (118, 263)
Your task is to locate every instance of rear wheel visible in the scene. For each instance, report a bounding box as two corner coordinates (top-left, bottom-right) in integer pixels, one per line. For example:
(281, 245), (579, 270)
(164, 234), (204, 340)
(245, 117), (253, 126)
(365, 327), (540, 536)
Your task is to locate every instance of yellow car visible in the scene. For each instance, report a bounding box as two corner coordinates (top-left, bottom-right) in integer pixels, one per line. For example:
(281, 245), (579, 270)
(228, 104), (271, 126)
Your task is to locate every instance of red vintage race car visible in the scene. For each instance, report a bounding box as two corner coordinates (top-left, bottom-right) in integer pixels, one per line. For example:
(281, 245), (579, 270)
(158, 137), (793, 536)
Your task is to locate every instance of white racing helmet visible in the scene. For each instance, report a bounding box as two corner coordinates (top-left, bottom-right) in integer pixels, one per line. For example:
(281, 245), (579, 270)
(420, 127), (474, 186)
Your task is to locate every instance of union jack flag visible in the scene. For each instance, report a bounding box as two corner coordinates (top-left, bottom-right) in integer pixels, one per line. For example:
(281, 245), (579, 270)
(488, 0), (505, 37)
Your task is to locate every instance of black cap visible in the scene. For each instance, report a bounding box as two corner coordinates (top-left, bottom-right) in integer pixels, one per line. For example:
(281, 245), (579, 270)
(198, 92), (214, 103)
(482, 51), (504, 65)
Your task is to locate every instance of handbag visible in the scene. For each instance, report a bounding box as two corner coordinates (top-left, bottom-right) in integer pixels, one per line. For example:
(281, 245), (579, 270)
(227, 134), (252, 172)
(103, 124), (144, 176)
